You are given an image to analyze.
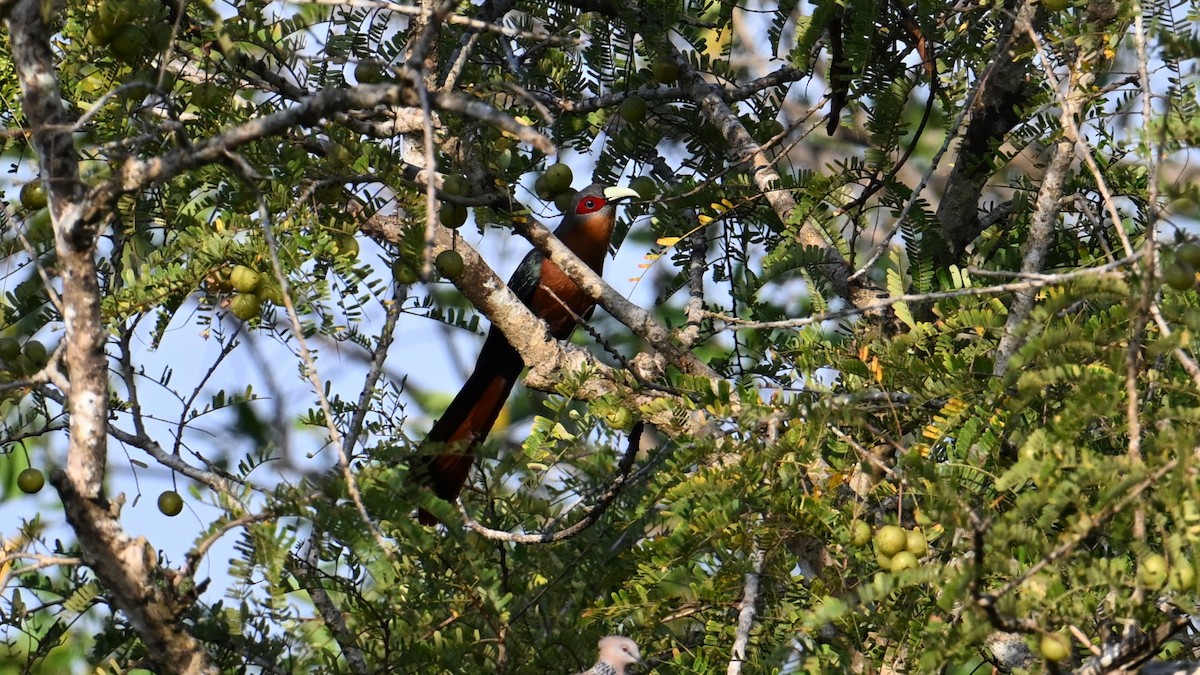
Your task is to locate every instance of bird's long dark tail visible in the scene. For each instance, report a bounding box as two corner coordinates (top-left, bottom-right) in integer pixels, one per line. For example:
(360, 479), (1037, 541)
(412, 328), (524, 523)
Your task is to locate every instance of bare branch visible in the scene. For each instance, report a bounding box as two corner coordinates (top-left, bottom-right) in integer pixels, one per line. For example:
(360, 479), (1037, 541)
(84, 80), (553, 226)
(705, 254), (1136, 331)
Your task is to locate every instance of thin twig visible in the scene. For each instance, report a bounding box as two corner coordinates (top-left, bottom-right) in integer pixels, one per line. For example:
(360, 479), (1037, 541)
(297, 0), (582, 46)
(460, 423), (644, 543)
(255, 193), (395, 560)
(707, 254), (1137, 331)
(290, 539), (370, 675)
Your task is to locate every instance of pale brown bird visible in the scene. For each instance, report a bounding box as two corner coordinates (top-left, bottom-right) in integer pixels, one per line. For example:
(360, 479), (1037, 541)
(577, 635), (644, 675)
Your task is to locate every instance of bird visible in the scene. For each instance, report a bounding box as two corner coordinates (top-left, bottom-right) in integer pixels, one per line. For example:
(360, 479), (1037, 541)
(412, 183), (640, 523)
(577, 636), (644, 675)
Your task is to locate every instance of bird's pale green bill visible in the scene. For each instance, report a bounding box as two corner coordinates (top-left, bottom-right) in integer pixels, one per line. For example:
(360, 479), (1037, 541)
(603, 186), (641, 202)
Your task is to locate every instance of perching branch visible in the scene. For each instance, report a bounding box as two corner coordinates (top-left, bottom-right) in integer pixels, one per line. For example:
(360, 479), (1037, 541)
(507, 211), (718, 380)
(359, 211), (716, 439)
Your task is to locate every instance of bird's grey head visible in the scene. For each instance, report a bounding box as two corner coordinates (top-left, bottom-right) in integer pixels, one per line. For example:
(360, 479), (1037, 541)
(596, 635), (643, 671)
(568, 184), (640, 220)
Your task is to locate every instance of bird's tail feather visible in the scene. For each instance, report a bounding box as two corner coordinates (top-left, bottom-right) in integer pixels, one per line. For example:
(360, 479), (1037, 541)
(411, 331), (523, 522)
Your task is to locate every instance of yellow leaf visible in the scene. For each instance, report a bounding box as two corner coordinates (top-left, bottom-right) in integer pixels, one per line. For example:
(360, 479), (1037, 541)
(869, 356), (883, 382)
(656, 236), (682, 247)
(697, 214), (714, 225)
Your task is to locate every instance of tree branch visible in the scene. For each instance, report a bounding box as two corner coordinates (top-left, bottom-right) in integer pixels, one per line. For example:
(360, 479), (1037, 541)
(83, 79), (554, 226)
(361, 211), (716, 439)
(727, 546), (765, 675)
(8, 1), (218, 670)
(934, 0), (1036, 264)
(656, 42), (891, 321)
(460, 422), (644, 543)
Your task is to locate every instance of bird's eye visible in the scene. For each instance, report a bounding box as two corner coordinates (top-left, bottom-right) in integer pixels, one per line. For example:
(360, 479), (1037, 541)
(576, 197), (606, 214)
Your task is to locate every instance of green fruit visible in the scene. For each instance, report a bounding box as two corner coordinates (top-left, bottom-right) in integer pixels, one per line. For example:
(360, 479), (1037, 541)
(148, 21), (172, 52)
(19, 179), (47, 210)
(230, 265), (262, 294)
(0, 337), (19, 361)
(1140, 553), (1169, 590)
(1164, 263), (1195, 291)
(652, 58), (680, 84)
(99, 1), (134, 32)
(1039, 631), (1070, 662)
(905, 528), (928, 557)
(22, 340), (47, 366)
(629, 176), (656, 199)
(619, 95), (648, 123)
(439, 202), (468, 229)
(110, 24), (149, 62)
(87, 23), (114, 46)
(890, 551), (919, 572)
(17, 468), (44, 494)
(256, 284), (285, 306)
(554, 190), (576, 213)
(1178, 243), (1200, 268)
(26, 208), (52, 239)
(436, 250), (464, 278)
(391, 259), (418, 285)
(1041, 0), (1069, 11)
(354, 61), (387, 85)
(495, 149), (513, 171)
(13, 355), (35, 376)
(602, 405), (634, 431)
(875, 525), (907, 556)
(534, 174), (555, 200)
(326, 142), (353, 168)
(335, 234), (359, 259)
(230, 293), (262, 321)
(849, 520), (871, 547)
(315, 182), (345, 202)
(542, 163), (573, 194)
(1168, 559), (1196, 591)
(157, 490), (183, 516)
(441, 174), (467, 196)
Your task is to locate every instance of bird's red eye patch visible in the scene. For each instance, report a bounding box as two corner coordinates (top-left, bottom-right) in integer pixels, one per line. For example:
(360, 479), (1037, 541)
(575, 196), (607, 215)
